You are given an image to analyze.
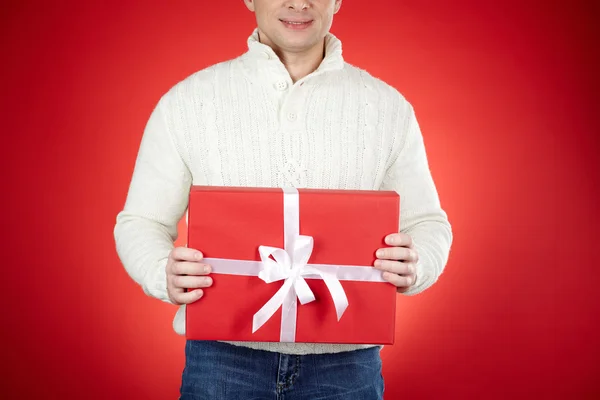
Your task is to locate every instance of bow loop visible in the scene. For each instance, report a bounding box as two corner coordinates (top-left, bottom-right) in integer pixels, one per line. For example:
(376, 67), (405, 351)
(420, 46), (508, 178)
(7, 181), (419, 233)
(292, 235), (314, 266)
(257, 245), (291, 283)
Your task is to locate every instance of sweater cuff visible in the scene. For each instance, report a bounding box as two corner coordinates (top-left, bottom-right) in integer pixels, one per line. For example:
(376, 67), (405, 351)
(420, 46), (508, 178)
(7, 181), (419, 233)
(400, 241), (436, 296)
(143, 258), (176, 305)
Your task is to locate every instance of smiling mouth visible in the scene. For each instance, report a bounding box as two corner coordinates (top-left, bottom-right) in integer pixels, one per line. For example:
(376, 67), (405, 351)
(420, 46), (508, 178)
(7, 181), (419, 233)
(280, 19), (314, 29)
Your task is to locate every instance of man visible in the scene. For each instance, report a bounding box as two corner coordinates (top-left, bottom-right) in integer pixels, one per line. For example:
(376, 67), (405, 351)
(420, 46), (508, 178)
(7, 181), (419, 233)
(114, 0), (452, 398)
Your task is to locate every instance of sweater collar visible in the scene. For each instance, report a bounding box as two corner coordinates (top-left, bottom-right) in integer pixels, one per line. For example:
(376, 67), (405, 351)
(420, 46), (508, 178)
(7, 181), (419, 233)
(241, 28), (344, 82)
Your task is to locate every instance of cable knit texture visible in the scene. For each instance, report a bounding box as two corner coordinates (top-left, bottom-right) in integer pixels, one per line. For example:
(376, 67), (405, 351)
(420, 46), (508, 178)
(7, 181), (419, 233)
(114, 29), (453, 355)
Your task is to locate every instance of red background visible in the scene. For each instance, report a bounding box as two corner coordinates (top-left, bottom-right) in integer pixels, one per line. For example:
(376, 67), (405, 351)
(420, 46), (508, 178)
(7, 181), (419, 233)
(2, 0), (598, 398)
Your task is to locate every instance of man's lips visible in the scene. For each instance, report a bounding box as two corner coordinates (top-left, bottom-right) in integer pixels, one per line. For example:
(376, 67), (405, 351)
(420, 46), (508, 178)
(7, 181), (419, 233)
(280, 18), (313, 23)
(280, 18), (314, 28)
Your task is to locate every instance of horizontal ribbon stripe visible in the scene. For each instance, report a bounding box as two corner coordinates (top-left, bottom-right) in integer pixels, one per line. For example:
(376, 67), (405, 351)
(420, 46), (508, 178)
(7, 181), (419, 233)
(203, 257), (385, 282)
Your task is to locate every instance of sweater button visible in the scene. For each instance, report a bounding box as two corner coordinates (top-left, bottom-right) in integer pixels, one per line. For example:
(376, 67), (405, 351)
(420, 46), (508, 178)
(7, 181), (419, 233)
(287, 112), (297, 121)
(276, 81), (288, 91)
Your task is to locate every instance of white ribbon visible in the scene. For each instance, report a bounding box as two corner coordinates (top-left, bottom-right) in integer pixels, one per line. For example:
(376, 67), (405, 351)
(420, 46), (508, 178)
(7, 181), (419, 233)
(202, 187), (385, 342)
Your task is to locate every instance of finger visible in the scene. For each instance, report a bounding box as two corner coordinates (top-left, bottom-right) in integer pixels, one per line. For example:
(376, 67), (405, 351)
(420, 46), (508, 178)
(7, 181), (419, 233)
(373, 260), (414, 276)
(381, 271), (414, 288)
(385, 232), (413, 248)
(171, 247), (204, 262)
(172, 275), (213, 290)
(171, 261), (212, 276)
(376, 246), (418, 262)
(171, 288), (204, 305)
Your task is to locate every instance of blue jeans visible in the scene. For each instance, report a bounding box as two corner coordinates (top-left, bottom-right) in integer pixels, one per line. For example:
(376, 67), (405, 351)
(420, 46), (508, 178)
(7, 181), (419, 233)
(180, 340), (384, 399)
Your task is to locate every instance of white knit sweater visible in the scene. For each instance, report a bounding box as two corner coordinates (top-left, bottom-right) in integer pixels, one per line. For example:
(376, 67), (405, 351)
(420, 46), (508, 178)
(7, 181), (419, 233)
(114, 29), (452, 355)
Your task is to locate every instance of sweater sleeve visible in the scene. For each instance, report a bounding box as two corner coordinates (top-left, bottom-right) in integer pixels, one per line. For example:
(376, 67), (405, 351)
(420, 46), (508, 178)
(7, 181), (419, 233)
(113, 97), (192, 304)
(380, 103), (453, 296)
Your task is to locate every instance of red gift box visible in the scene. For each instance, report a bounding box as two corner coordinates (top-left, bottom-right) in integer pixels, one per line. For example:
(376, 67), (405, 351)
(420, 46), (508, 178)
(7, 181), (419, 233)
(185, 186), (399, 344)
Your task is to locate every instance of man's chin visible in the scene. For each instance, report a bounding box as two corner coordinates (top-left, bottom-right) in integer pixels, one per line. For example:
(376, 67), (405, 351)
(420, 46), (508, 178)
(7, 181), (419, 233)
(277, 37), (321, 53)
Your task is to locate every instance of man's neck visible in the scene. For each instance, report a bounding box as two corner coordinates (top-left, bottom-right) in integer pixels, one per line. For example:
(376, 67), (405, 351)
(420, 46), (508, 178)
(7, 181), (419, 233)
(259, 33), (326, 83)
(277, 43), (325, 83)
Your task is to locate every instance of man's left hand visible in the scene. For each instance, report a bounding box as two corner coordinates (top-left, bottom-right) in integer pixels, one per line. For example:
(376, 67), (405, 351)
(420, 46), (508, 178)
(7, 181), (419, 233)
(374, 232), (418, 293)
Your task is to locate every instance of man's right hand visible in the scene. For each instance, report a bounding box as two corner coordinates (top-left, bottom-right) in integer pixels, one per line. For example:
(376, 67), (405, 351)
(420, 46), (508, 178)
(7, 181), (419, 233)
(166, 247), (213, 305)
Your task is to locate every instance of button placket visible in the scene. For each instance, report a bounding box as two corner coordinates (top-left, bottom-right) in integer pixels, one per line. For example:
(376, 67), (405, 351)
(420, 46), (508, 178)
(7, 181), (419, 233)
(279, 85), (303, 129)
(278, 82), (307, 187)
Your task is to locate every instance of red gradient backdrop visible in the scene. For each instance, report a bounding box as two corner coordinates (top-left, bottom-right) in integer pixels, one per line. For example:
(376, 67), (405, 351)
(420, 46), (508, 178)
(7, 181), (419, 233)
(2, 1), (598, 398)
